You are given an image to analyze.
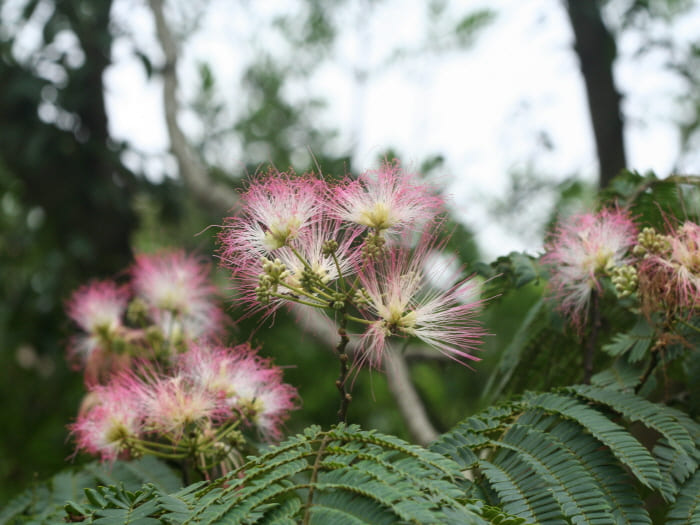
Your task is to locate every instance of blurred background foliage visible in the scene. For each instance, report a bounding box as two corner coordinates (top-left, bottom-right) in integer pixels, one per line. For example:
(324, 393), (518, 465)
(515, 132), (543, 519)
(0, 0), (698, 504)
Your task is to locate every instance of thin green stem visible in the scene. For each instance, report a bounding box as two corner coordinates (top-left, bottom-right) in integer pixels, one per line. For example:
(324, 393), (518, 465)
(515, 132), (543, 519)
(331, 252), (347, 292)
(290, 246), (337, 296)
(129, 437), (187, 452)
(131, 443), (188, 460)
(344, 314), (373, 325)
(677, 317), (700, 334)
(269, 292), (328, 309)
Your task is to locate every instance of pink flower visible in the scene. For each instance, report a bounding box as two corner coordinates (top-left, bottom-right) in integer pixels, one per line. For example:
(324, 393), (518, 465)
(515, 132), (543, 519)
(639, 221), (700, 311)
(330, 162), (444, 234)
(357, 235), (484, 367)
(219, 173), (326, 269)
(128, 369), (231, 440)
(66, 280), (129, 362)
(542, 208), (637, 325)
(234, 218), (361, 316)
(178, 343), (299, 441)
(70, 383), (143, 461)
(131, 251), (224, 341)
(67, 280), (128, 335)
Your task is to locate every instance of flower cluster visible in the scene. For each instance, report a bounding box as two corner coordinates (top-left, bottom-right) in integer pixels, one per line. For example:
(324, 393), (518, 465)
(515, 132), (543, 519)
(541, 208), (638, 326)
(543, 209), (700, 324)
(219, 163), (485, 366)
(66, 251), (299, 472)
(636, 221), (700, 313)
(70, 343), (298, 466)
(66, 251), (224, 383)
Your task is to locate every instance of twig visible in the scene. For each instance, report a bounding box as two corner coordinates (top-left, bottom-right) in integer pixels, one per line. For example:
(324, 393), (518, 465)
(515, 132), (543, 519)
(335, 321), (352, 423)
(290, 304), (439, 442)
(635, 346), (660, 395)
(148, 0), (239, 213)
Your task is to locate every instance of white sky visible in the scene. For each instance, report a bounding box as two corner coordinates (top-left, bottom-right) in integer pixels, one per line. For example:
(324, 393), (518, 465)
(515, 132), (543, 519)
(6, 0), (697, 258)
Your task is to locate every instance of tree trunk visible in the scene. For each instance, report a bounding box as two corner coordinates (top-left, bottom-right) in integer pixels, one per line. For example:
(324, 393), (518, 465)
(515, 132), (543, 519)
(565, 0), (627, 188)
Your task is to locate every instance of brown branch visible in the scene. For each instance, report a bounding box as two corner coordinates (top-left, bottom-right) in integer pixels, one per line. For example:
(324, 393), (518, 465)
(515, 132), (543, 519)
(335, 323), (352, 423)
(148, 0), (238, 213)
(290, 306), (439, 444)
(384, 347), (439, 446)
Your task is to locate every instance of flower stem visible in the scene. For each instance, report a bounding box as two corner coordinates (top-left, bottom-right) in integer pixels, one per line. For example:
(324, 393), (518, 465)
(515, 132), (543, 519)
(344, 314), (372, 325)
(635, 349), (660, 395)
(269, 292), (327, 309)
(335, 317), (352, 423)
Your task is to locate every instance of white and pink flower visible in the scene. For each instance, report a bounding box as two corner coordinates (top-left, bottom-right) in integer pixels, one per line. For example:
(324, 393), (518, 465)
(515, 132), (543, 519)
(70, 383), (143, 461)
(542, 208), (638, 325)
(131, 251), (224, 341)
(357, 235), (484, 367)
(178, 343), (298, 440)
(219, 173), (326, 269)
(639, 221), (700, 311)
(330, 162), (444, 234)
(66, 280), (129, 362)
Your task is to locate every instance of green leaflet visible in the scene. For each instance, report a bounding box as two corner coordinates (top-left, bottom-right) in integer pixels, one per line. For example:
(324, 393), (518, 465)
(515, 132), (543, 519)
(432, 384), (698, 525)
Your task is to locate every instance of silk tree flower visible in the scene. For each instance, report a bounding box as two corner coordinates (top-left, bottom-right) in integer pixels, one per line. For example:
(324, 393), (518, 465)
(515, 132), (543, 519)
(70, 383), (143, 461)
(127, 369), (232, 440)
(356, 235), (485, 367)
(131, 251), (224, 341)
(639, 221), (700, 311)
(278, 218), (360, 291)
(219, 173), (326, 273)
(231, 217), (361, 318)
(66, 280), (129, 363)
(542, 208), (638, 325)
(329, 162), (444, 235)
(178, 343), (299, 441)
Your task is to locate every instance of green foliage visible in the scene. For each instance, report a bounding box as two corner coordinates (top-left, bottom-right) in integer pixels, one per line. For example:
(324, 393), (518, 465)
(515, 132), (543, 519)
(602, 318), (654, 362)
(431, 383), (700, 525)
(0, 456), (180, 524)
(60, 425), (504, 524)
(23, 384), (697, 525)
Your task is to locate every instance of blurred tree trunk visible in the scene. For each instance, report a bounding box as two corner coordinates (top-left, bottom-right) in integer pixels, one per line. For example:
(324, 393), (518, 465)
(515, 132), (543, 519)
(565, 0), (627, 188)
(0, 0), (137, 498)
(2, 0), (136, 276)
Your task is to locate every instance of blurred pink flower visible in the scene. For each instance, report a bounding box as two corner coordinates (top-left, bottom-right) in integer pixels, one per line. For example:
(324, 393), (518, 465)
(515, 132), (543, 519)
(130, 369), (232, 440)
(330, 162), (443, 234)
(67, 280), (128, 335)
(131, 251), (224, 340)
(179, 343), (299, 441)
(542, 208), (637, 325)
(639, 221), (700, 311)
(66, 280), (129, 362)
(70, 383), (142, 461)
(357, 236), (484, 367)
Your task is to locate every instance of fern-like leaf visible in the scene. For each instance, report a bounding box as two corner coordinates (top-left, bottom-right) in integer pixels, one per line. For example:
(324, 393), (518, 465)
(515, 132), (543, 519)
(666, 469), (700, 525)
